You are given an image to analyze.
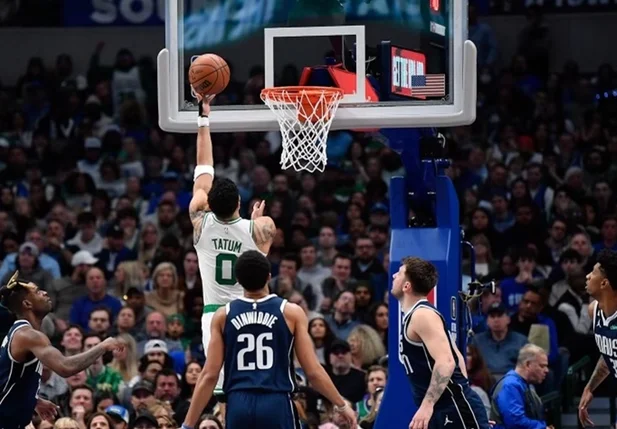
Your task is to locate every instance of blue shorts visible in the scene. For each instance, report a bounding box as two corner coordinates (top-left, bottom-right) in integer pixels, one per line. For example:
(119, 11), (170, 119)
(429, 385), (490, 429)
(226, 391), (301, 429)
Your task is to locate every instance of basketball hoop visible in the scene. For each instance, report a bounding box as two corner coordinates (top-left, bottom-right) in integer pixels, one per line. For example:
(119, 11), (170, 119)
(261, 86), (344, 173)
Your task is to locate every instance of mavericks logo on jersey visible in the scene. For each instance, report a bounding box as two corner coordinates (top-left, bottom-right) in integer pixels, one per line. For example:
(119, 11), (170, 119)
(211, 238), (243, 253)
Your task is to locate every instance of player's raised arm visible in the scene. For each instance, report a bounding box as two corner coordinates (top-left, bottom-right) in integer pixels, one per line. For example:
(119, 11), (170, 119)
(183, 307), (226, 428)
(189, 94), (215, 243)
(411, 308), (456, 408)
(250, 200), (276, 254)
(287, 303), (356, 425)
(13, 329), (122, 377)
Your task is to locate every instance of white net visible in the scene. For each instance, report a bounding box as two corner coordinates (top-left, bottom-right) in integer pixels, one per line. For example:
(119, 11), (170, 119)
(261, 87), (344, 173)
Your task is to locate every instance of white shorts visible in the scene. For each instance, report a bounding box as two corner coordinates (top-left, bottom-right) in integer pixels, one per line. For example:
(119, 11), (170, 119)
(202, 311), (224, 391)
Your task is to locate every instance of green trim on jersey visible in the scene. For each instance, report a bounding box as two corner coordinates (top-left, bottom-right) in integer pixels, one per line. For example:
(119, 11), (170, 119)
(203, 304), (224, 313)
(212, 215), (242, 225)
(249, 220), (254, 236)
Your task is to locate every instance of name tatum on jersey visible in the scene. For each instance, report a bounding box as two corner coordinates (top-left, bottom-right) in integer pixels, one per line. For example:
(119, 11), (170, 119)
(230, 311), (278, 330)
(211, 238), (243, 253)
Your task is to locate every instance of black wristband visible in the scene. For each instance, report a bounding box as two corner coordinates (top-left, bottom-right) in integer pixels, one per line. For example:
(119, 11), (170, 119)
(198, 101), (208, 118)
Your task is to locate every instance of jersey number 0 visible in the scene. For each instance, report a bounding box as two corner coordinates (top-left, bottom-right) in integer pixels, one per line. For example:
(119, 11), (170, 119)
(237, 333), (274, 370)
(215, 253), (238, 286)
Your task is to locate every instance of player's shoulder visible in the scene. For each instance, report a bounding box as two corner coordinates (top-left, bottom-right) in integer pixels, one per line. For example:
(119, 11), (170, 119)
(253, 215), (275, 229)
(409, 305), (442, 328)
(282, 301), (305, 323)
(11, 324), (43, 346)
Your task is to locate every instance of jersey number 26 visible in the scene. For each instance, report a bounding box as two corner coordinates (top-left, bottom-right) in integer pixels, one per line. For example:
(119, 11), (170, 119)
(237, 332), (274, 371)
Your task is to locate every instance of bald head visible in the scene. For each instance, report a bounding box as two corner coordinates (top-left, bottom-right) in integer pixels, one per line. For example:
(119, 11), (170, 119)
(86, 267), (106, 297)
(146, 311), (166, 338)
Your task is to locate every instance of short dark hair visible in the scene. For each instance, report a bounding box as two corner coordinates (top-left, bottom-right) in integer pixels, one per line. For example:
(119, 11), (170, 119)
(89, 306), (111, 321)
(281, 253), (299, 268)
(516, 247), (537, 263)
(208, 178), (239, 219)
(333, 253), (352, 264)
(402, 257), (438, 296)
(235, 250), (270, 292)
(597, 249), (617, 291)
(154, 368), (179, 387)
(559, 249), (582, 264)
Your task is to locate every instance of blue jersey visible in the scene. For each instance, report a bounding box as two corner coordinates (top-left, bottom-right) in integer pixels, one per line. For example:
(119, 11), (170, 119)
(399, 299), (469, 409)
(0, 320), (42, 426)
(223, 295), (296, 394)
(592, 300), (617, 379)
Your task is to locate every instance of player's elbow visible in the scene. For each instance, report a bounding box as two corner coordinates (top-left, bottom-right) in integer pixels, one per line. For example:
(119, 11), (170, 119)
(203, 370), (219, 386)
(434, 356), (456, 374)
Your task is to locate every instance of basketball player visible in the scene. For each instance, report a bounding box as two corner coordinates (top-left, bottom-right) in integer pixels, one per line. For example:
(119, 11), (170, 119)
(392, 257), (489, 429)
(181, 250), (355, 429)
(0, 272), (123, 428)
(578, 249), (617, 427)
(188, 93), (276, 393)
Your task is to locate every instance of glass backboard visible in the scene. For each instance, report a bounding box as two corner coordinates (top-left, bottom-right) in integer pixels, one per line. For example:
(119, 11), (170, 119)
(158, 0), (477, 133)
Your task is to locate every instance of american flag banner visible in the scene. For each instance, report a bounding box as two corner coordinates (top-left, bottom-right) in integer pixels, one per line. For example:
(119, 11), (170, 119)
(410, 74), (446, 98)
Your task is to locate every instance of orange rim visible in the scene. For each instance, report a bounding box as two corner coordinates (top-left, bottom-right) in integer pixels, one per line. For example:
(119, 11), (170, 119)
(261, 86), (344, 102)
(261, 86), (344, 123)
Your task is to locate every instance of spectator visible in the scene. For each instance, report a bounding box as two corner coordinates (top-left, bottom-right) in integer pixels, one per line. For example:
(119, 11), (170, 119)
(509, 288), (559, 366)
(96, 223), (137, 280)
(50, 250), (98, 322)
(472, 303), (528, 376)
(137, 312), (183, 356)
(145, 262), (183, 317)
(69, 267), (122, 331)
(0, 227), (61, 280)
(321, 253), (357, 312)
(490, 344), (549, 429)
(326, 340), (366, 403)
(325, 291), (361, 340)
(297, 242), (330, 308)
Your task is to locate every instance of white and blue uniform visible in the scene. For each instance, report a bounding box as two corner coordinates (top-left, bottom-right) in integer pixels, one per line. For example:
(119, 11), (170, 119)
(223, 295), (300, 428)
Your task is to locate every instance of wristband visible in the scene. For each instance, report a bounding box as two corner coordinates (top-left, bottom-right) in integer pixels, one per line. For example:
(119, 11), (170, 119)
(181, 424), (193, 429)
(197, 116), (210, 128)
(333, 403), (348, 413)
(198, 101), (207, 117)
(194, 165), (214, 181)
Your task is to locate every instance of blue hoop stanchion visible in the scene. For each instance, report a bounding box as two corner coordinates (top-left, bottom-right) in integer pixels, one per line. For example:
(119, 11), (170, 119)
(374, 129), (464, 429)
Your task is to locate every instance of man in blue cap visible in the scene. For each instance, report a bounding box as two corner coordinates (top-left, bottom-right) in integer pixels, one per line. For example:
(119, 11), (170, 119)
(106, 404), (129, 429)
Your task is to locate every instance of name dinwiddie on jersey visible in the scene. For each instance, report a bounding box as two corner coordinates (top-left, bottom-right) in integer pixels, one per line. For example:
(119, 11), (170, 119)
(211, 238), (243, 253)
(231, 311), (278, 330)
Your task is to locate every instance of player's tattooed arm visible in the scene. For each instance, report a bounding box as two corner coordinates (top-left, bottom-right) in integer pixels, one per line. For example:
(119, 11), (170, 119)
(253, 217), (276, 246)
(586, 357), (610, 392)
(412, 309), (456, 407)
(423, 364), (454, 406)
(190, 209), (207, 244)
(20, 330), (113, 377)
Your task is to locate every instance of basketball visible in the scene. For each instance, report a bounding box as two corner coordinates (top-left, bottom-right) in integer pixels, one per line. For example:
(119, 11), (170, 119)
(189, 54), (230, 96)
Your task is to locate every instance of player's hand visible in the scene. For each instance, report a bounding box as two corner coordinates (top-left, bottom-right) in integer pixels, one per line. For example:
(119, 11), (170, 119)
(410, 403), (434, 429)
(251, 200), (265, 219)
(335, 405), (356, 428)
(35, 398), (59, 421)
(101, 337), (125, 353)
(579, 387), (594, 427)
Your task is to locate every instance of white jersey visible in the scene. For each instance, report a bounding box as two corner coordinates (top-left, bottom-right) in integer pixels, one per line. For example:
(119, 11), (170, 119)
(195, 213), (264, 306)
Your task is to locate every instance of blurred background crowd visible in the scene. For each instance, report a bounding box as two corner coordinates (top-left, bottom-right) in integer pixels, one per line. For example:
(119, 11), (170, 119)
(0, 1), (616, 429)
